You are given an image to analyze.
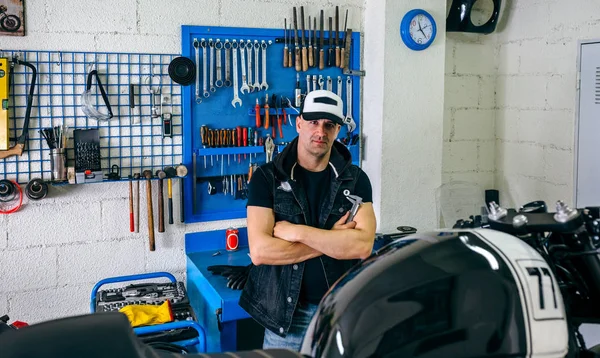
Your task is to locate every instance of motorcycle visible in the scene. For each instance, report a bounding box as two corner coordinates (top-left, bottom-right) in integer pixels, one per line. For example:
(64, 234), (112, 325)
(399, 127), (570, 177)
(455, 199), (600, 357)
(0, 5), (21, 33)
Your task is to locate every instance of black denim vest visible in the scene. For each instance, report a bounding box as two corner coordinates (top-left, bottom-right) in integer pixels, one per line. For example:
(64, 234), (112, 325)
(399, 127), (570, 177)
(239, 138), (361, 337)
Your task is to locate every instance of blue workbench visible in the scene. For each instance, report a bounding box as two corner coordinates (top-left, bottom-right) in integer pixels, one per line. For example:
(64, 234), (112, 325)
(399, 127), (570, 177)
(186, 227), (262, 353)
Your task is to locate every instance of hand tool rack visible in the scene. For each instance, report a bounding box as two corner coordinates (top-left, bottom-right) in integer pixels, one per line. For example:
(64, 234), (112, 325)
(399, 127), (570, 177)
(181, 25), (362, 223)
(0, 49), (183, 184)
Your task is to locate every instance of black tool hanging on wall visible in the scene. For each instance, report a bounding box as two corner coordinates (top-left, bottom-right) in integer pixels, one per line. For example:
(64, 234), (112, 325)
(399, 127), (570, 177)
(0, 57), (37, 160)
(446, 0), (502, 34)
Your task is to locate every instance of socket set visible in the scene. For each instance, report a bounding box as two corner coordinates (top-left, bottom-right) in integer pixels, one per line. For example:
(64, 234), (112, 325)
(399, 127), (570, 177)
(94, 281), (196, 322)
(74, 128), (103, 183)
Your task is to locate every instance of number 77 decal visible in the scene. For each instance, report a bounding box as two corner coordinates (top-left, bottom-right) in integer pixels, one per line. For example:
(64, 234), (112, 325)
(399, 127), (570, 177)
(518, 260), (564, 320)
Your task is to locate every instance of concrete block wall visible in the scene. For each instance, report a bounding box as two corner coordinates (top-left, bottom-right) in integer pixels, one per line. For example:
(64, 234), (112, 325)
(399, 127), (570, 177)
(442, 33), (496, 192)
(0, 0), (365, 324)
(493, 0), (594, 208)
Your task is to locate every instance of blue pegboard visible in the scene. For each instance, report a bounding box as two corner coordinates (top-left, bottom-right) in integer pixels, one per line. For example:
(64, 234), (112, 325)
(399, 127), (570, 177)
(0, 49), (183, 184)
(181, 25), (362, 223)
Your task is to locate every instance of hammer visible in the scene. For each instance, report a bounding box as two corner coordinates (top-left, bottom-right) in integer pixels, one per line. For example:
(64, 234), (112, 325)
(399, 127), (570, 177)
(345, 194), (363, 224)
(133, 173), (140, 233)
(156, 170), (166, 233)
(143, 170), (155, 251)
(176, 164), (188, 223)
(164, 167), (177, 225)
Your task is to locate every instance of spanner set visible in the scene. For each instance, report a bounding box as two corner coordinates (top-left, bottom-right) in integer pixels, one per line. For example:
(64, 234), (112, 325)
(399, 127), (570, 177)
(192, 37), (272, 108)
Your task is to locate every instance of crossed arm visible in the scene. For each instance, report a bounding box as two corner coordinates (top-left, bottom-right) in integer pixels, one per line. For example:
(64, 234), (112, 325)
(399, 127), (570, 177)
(247, 203), (377, 266)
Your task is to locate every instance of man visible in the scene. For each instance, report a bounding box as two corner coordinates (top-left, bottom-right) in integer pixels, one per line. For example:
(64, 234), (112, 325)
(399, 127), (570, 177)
(239, 90), (377, 351)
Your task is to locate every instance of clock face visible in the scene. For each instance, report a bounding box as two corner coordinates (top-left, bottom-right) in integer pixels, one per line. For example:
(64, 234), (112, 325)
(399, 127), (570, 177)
(408, 14), (434, 45)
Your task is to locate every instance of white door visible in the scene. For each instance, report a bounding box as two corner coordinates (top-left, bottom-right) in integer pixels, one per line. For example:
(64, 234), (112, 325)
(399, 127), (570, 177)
(575, 41), (600, 207)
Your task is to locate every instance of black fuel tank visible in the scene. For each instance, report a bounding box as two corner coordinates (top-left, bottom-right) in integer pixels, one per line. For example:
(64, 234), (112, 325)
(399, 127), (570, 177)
(302, 231), (527, 358)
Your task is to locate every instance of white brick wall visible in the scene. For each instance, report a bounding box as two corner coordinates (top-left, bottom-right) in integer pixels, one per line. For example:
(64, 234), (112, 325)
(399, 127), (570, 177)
(0, 216), (6, 250)
(57, 240), (145, 285)
(442, 33), (496, 197)
(8, 285), (92, 323)
(494, 0), (581, 208)
(445, 74), (480, 108)
(0, 247), (58, 292)
(0, 293), (7, 316)
(0, 0), (365, 324)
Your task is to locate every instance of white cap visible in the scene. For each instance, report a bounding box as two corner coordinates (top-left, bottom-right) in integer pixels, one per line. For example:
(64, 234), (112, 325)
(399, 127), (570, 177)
(300, 90), (344, 125)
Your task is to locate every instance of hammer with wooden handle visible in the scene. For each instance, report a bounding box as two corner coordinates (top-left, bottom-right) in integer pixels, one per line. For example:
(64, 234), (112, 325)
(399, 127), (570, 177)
(143, 170), (155, 251)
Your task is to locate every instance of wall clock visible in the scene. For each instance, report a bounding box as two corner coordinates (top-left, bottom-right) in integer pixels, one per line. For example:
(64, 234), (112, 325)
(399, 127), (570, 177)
(400, 9), (437, 51)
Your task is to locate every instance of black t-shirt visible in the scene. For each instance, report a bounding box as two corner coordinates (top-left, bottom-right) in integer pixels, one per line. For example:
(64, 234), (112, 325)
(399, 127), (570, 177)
(247, 163), (373, 304)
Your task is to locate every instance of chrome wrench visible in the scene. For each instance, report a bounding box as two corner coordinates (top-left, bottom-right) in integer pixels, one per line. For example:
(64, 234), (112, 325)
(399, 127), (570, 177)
(306, 75), (311, 93)
(246, 40), (254, 92)
(209, 39), (216, 93)
(231, 40), (242, 108)
(224, 40), (232, 87)
(193, 38), (202, 104)
(312, 75), (317, 93)
(260, 40), (271, 91)
(327, 76), (332, 91)
(337, 76), (342, 98)
(318, 75), (324, 90)
(239, 41), (250, 94)
(253, 41), (261, 90)
(201, 39), (209, 98)
(215, 39), (223, 88)
(344, 76), (356, 132)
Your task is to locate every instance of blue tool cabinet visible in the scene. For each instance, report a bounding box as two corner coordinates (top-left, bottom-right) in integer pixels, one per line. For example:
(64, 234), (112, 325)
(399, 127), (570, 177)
(180, 25), (362, 223)
(185, 228), (259, 352)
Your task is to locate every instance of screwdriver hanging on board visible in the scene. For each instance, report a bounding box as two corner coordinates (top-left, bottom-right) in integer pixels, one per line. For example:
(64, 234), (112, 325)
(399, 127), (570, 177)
(308, 15), (313, 67)
(283, 19), (289, 68)
(237, 126), (242, 163)
(249, 127), (255, 161)
(230, 129), (236, 165)
(200, 125), (208, 168)
(300, 6), (308, 72)
(328, 17), (333, 67)
(293, 7), (301, 72)
(243, 127), (248, 159)
(287, 21), (293, 68)
(255, 98), (261, 127)
(340, 9), (349, 69)
(313, 16), (317, 68)
(264, 93), (270, 130)
(220, 129), (226, 163)
(335, 6), (340, 67)
(275, 95), (283, 139)
(319, 10), (324, 70)
(208, 130), (214, 166)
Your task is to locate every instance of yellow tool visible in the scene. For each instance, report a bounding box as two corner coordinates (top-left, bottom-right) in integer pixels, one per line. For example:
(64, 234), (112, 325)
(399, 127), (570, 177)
(0, 58), (9, 151)
(0, 57), (37, 160)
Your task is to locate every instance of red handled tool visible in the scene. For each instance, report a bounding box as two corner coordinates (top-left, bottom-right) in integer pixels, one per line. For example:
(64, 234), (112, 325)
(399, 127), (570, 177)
(243, 127), (248, 159)
(236, 126), (242, 163)
(255, 98), (261, 128)
(129, 175), (134, 232)
(263, 93), (270, 129)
